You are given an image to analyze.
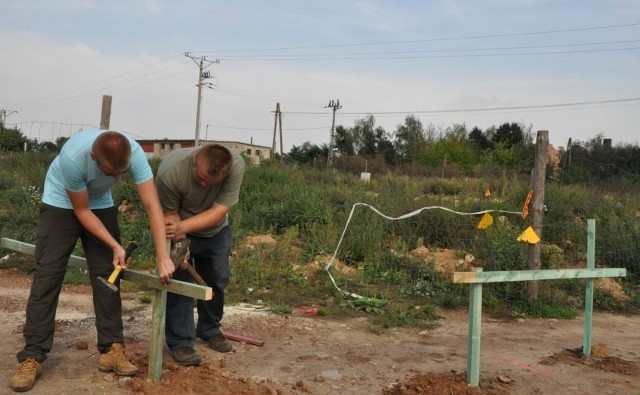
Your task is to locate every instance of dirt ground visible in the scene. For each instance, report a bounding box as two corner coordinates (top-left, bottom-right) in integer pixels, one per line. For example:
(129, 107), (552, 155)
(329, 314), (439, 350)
(1, 266), (639, 395)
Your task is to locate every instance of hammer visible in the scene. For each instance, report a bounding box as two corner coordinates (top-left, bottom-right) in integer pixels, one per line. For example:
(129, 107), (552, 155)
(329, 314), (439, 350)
(169, 239), (207, 286)
(97, 242), (138, 292)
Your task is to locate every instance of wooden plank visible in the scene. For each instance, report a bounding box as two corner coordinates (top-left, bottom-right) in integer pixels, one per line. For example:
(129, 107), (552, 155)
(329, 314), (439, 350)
(148, 288), (167, 382)
(121, 270), (212, 300)
(1, 237), (87, 269)
(453, 267), (626, 284)
(1, 238), (212, 300)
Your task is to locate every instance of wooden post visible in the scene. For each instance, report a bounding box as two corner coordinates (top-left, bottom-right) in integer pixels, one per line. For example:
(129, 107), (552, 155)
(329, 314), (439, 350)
(148, 240), (171, 381)
(100, 95), (112, 130)
(441, 153), (447, 178)
(278, 108), (284, 161)
(148, 288), (167, 381)
(526, 130), (548, 300)
(583, 219), (596, 356)
(271, 103), (279, 160)
(467, 267), (483, 387)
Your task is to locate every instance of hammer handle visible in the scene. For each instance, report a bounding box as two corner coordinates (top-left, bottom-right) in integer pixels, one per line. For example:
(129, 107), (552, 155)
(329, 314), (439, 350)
(184, 263), (207, 286)
(124, 242), (138, 261)
(107, 242), (138, 284)
(107, 265), (123, 283)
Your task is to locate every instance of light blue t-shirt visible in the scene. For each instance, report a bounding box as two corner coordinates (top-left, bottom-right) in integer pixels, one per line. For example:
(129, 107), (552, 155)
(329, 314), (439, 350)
(42, 129), (153, 209)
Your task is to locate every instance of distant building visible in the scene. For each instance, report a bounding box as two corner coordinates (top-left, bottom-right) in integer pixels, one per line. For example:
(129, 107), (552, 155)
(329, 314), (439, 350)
(136, 139), (271, 164)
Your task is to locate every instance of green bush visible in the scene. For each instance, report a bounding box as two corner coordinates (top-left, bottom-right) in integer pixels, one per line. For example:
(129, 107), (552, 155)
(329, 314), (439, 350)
(541, 244), (564, 269)
(2, 149), (640, 326)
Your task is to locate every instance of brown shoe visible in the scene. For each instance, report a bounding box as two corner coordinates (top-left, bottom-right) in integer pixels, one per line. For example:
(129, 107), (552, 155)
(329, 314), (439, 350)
(10, 358), (42, 392)
(207, 333), (233, 353)
(98, 343), (138, 376)
(171, 346), (202, 366)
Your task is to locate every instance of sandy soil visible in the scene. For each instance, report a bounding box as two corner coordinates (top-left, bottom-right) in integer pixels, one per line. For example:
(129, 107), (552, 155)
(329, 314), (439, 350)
(1, 266), (639, 395)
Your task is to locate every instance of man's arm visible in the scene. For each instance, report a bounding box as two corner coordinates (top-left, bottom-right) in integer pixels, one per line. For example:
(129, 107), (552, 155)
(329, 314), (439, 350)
(136, 178), (175, 284)
(67, 189), (127, 267)
(165, 203), (230, 240)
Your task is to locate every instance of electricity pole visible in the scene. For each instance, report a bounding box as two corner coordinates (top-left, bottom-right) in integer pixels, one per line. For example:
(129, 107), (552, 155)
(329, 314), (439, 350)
(325, 99), (341, 166)
(185, 52), (220, 146)
(271, 103), (284, 161)
(0, 109), (18, 129)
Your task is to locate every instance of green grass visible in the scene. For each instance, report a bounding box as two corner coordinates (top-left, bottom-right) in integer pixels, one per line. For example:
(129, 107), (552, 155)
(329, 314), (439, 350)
(2, 152), (640, 331)
(510, 299), (577, 319)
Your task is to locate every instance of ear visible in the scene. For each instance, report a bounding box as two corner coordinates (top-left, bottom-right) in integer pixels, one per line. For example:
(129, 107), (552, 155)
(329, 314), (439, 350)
(90, 151), (97, 161)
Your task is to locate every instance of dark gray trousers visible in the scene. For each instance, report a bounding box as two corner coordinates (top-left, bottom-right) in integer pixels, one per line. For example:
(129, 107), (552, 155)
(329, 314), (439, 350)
(17, 204), (123, 363)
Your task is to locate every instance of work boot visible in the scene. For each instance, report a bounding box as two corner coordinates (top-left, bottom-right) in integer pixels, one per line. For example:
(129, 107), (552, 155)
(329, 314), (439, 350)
(10, 358), (41, 392)
(98, 343), (138, 376)
(206, 333), (232, 353)
(171, 346), (202, 366)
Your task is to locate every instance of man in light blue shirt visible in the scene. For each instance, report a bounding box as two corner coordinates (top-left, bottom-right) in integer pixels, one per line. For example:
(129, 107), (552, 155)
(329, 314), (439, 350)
(10, 130), (175, 392)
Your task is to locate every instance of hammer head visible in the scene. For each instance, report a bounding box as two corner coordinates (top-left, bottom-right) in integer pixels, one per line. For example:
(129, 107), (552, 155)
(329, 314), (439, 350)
(96, 243), (137, 293)
(97, 276), (119, 292)
(170, 239), (191, 267)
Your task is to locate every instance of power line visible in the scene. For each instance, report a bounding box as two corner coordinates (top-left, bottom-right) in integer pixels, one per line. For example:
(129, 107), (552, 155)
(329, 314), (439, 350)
(283, 97), (640, 116)
(192, 22), (640, 54)
(215, 47), (640, 62)
(205, 124), (328, 131)
(209, 39), (640, 59)
(7, 54), (187, 109)
(13, 66), (192, 113)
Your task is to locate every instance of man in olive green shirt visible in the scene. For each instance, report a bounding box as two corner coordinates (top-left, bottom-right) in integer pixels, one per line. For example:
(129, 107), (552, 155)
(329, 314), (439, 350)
(156, 144), (245, 366)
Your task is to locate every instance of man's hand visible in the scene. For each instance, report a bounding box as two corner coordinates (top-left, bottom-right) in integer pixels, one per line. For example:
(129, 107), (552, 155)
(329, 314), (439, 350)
(165, 218), (186, 240)
(157, 255), (175, 285)
(178, 250), (191, 270)
(112, 245), (127, 269)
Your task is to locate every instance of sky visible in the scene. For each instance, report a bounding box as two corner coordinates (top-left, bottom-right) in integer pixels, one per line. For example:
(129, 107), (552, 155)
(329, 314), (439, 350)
(1, 0), (639, 153)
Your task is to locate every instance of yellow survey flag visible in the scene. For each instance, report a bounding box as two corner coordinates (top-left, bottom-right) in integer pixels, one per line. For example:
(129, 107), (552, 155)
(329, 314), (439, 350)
(477, 212), (494, 230)
(517, 226), (540, 244)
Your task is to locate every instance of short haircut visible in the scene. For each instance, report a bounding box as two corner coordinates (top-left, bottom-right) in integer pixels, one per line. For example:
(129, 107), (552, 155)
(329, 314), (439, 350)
(196, 144), (233, 179)
(92, 131), (131, 173)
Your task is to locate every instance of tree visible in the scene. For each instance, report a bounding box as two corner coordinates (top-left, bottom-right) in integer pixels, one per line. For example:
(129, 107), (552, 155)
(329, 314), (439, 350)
(56, 136), (70, 151)
(468, 126), (492, 150)
(350, 115), (377, 155)
(287, 142), (327, 164)
(493, 122), (524, 148)
(394, 115), (426, 164)
(0, 127), (27, 152)
(333, 125), (354, 155)
(376, 127), (396, 165)
(443, 123), (468, 141)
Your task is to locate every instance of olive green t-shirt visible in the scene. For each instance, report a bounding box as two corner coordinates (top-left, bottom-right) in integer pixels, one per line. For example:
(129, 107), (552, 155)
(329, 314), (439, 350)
(156, 146), (245, 238)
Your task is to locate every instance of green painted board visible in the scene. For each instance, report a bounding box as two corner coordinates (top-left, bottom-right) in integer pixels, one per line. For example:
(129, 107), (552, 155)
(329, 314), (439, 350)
(1, 238), (212, 300)
(453, 268), (626, 284)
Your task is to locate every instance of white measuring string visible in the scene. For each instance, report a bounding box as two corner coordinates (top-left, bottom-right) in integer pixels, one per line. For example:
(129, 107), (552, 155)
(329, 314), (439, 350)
(324, 202), (523, 299)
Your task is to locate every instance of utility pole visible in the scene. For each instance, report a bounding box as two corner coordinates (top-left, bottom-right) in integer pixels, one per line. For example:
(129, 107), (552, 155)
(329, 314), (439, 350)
(325, 99), (342, 167)
(526, 130), (549, 301)
(271, 103), (280, 160)
(0, 109), (18, 129)
(271, 103), (284, 161)
(100, 95), (112, 130)
(185, 52), (220, 146)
